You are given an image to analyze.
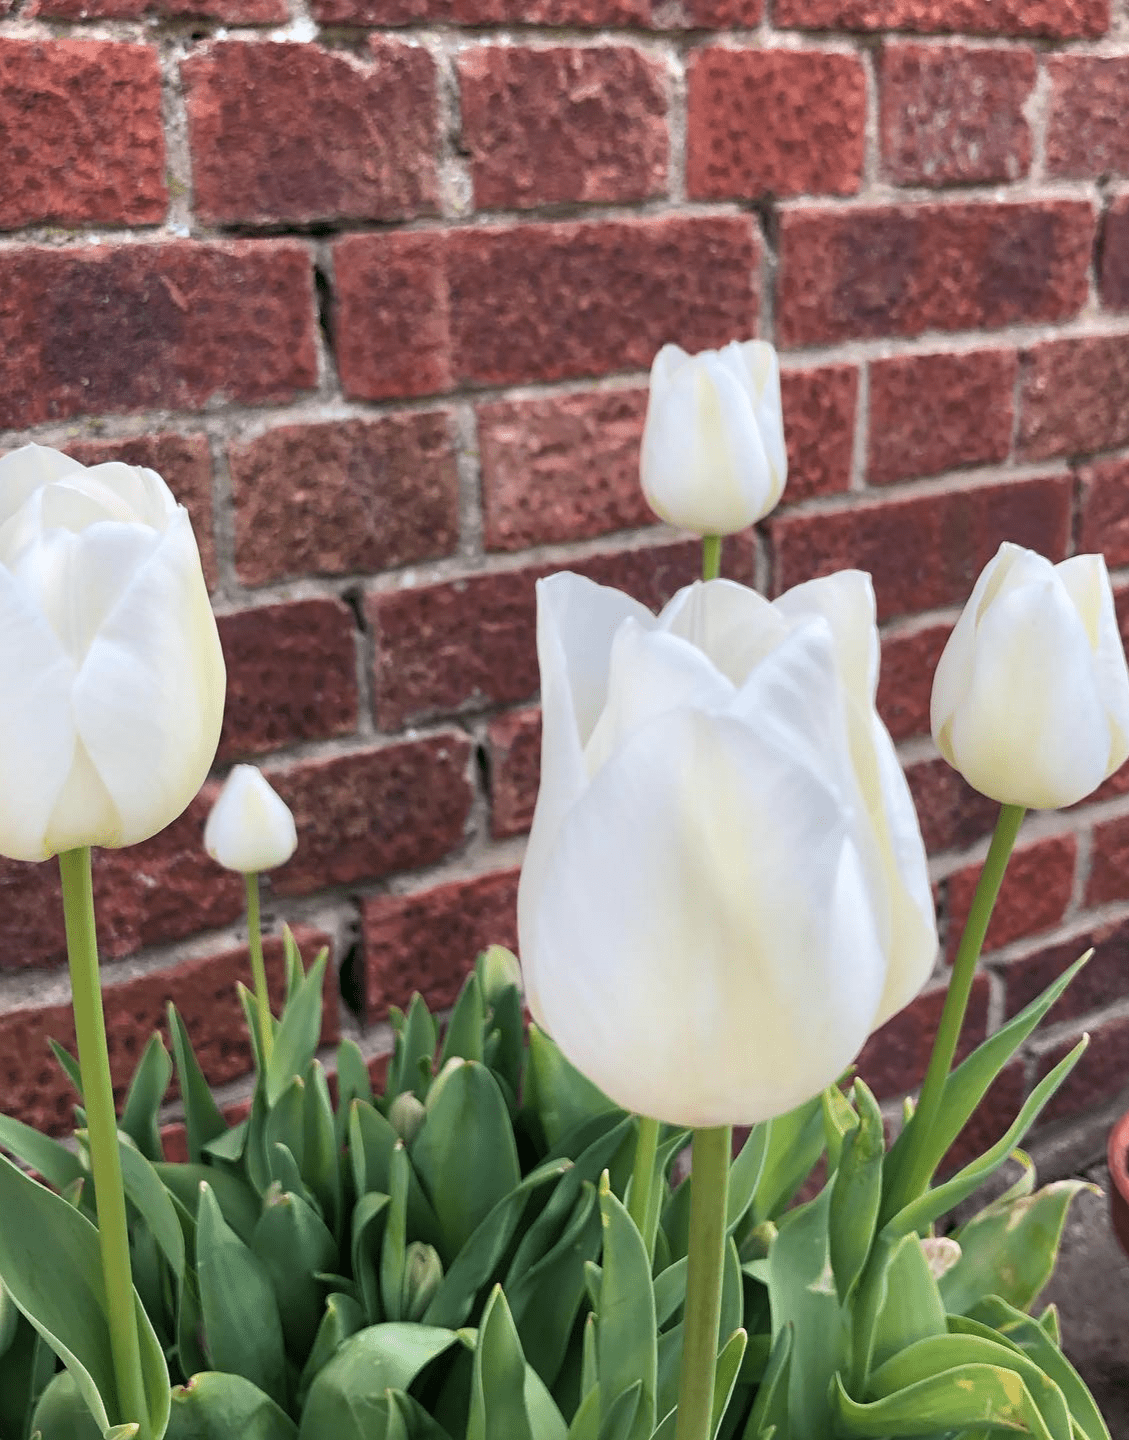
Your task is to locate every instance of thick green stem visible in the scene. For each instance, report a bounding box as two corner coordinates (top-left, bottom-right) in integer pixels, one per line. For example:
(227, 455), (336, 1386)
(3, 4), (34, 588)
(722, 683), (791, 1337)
(702, 536), (722, 582)
(627, 1114), (661, 1257)
(898, 802), (1025, 1204)
(674, 1125), (731, 1440)
(59, 848), (150, 1439)
(245, 872), (273, 1064)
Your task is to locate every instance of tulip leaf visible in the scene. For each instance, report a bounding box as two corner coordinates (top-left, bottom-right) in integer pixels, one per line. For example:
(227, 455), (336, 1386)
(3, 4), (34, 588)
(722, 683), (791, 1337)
(252, 1188), (337, 1360)
(115, 1135), (185, 1281)
(334, 1040), (373, 1147)
(595, 1174), (656, 1440)
(49, 1038), (85, 1100)
(467, 1286), (539, 1440)
(386, 995), (438, 1103)
(297, 1323), (459, 1439)
(832, 1365), (1056, 1438)
(711, 1327), (747, 1440)
(727, 1124), (771, 1234)
(439, 972), (485, 1069)
(165, 1372), (297, 1440)
(302, 1061), (341, 1235)
(30, 1370), (103, 1439)
(749, 1095), (826, 1227)
(119, 1034), (172, 1163)
(525, 1025), (618, 1151)
(167, 1005), (227, 1164)
(381, 1144), (411, 1324)
(266, 949), (328, 1109)
(0, 1319), (55, 1440)
(297, 1291), (365, 1409)
(828, 1081), (884, 1304)
(741, 1324), (792, 1440)
(284, 925), (306, 1004)
(857, 1231), (946, 1382)
(265, 1076), (306, 1171)
(595, 1380), (641, 1440)
(0, 1110), (86, 1193)
(154, 1164), (260, 1247)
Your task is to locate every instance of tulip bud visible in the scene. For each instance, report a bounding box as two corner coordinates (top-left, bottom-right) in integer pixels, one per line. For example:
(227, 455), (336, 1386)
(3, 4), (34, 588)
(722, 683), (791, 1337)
(388, 1091), (427, 1145)
(401, 1242), (443, 1322)
(639, 340), (787, 537)
(931, 542), (1129, 809)
(204, 765), (297, 873)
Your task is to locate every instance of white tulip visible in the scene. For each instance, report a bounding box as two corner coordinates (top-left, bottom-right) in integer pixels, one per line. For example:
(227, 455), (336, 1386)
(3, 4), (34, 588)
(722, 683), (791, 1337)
(640, 340), (787, 537)
(931, 542), (1129, 809)
(0, 444), (225, 862)
(517, 570), (937, 1128)
(204, 765), (297, 874)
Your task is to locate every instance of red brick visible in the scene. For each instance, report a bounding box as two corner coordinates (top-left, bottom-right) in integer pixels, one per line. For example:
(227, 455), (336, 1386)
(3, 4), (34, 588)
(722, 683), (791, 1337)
(682, 0), (763, 21)
(906, 757), (1000, 855)
(216, 600), (358, 764)
(1079, 456), (1129, 570)
(1046, 57), (1129, 179)
(877, 621), (950, 742)
(770, 475), (1072, 622)
(941, 1057), (1026, 1174)
(686, 48), (865, 201)
(30, 0), (283, 21)
(488, 708), (542, 840)
(0, 242), (317, 432)
(460, 46), (666, 211)
(879, 43), (1034, 186)
(867, 349), (1017, 486)
(776, 201), (1093, 348)
(333, 232), (450, 402)
(774, 0), (1108, 37)
(268, 738), (474, 897)
(184, 41), (437, 227)
(230, 413), (459, 586)
(1002, 920), (1129, 1023)
(1034, 1014), (1129, 1124)
(779, 365), (857, 503)
(1101, 194), (1129, 312)
(947, 834), (1077, 962)
(0, 40), (165, 230)
(858, 973), (989, 1100)
(479, 388), (651, 553)
(368, 539), (717, 729)
(0, 859), (66, 972)
(160, 1124), (189, 1164)
(364, 868), (519, 1020)
(1018, 333), (1129, 462)
(0, 927), (335, 1136)
(1085, 814), (1129, 907)
(449, 216), (759, 388)
(310, 0), (652, 23)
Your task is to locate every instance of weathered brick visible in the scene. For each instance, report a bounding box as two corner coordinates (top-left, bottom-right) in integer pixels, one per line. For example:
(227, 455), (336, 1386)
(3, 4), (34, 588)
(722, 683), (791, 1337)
(858, 974), (989, 1100)
(776, 201), (1093, 347)
(0, 858), (65, 972)
(333, 232), (450, 402)
(449, 216), (759, 388)
(947, 834), (1076, 961)
(0, 242), (317, 431)
(1017, 333), (1129, 461)
(30, 0), (283, 21)
(66, 433), (216, 591)
(877, 621), (950, 742)
(1101, 194), (1129, 312)
(488, 708), (542, 839)
(1002, 920), (1129, 1023)
(1034, 1014), (1129, 1124)
(779, 365), (858, 503)
(1085, 814), (1129, 907)
(230, 413), (459, 586)
(364, 868), (519, 1020)
(0, 927), (334, 1136)
(686, 47), (865, 201)
(867, 349), (1017, 486)
(906, 757), (1000, 855)
(0, 40), (165, 230)
(1079, 456), (1129, 570)
(774, 0), (1108, 37)
(268, 738), (474, 897)
(184, 41), (438, 227)
(1047, 57), (1129, 179)
(769, 476), (1072, 621)
(682, 0), (763, 22)
(216, 600), (358, 763)
(368, 539), (714, 729)
(460, 46), (666, 210)
(310, 0), (653, 23)
(879, 43), (1034, 186)
(479, 388), (652, 552)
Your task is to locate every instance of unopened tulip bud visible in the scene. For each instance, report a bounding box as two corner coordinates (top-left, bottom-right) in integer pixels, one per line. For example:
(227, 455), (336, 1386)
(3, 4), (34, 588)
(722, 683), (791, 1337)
(204, 765), (297, 873)
(401, 1242), (443, 1322)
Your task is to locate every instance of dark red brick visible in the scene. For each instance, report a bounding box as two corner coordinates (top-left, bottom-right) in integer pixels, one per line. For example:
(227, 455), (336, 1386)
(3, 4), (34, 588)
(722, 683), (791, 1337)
(1034, 1015), (1129, 1124)
(0, 927), (334, 1136)
(770, 475), (1072, 622)
(941, 1058), (1026, 1174)
(776, 201), (1093, 347)
(333, 232), (450, 402)
(30, 0), (283, 21)
(774, 0), (1108, 37)
(0, 242), (317, 432)
(161, 1124), (189, 1164)
(877, 621), (950, 742)
(858, 973), (989, 1100)
(1002, 920), (1129, 1024)
(310, 0), (652, 23)
(779, 365), (857, 503)
(364, 868), (519, 1020)
(268, 738), (474, 897)
(0, 40), (165, 230)
(682, 0), (763, 22)
(867, 349), (1017, 486)
(479, 388), (651, 553)
(879, 43), (1034, 186)
(230, 413), (459, 586)
(0, 859), (66, 972)
(66, 433), (216, 591)
(1085, 814), (1129, 907)
(216, 600), (358, 763)
(687, 47), (864, 201)
(449, 216), (759, 388)
(1018, 333), (1129, 461)
(488, 708), (542, 840)
(183, 41), (437, 227)
(1079, 456), (1129, 569)
(1101, 194), (1129, 312)
(1047, 57), (1129, 179)
(906, 758), (1001, 855)
(460, 45), (666, 211)
(946, 834), (1076, 962)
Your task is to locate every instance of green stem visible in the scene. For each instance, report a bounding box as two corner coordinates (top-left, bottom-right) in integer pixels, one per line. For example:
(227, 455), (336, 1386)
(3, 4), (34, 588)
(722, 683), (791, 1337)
(897, 802), (1025, 1205)
(674, 1125), (731, 1440)
(627, 1114), (661, 1258)
(245, 872), (273, 1064)
(59, 848), (150, 1439)
(702, 536), (722, 582)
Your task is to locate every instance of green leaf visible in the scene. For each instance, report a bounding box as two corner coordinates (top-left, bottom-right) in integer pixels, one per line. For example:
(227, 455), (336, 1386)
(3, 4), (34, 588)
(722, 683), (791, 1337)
(595, 1175), (656, 1440)
(386, 995), (437, 1103)
(711, 1328), (747, 1440)
(120, 1034), (173, 1164)
(154, 1164), (260, 1248)
(525, 1025), (617, 1151)
(303, 1061), (342, 1234)
(166, 1372), (297, 1440)
(439, 973), (485, 1069)
(297, 1291), (365, 1409)
(167, 1005), (226, 1164)
(381, 1144), (411, 1323)
(727, 1125), (771, 1234)
(50, 1038), (84, 1099)
(284, 925), (306, 1004)
(595, 1380), (641, 1440)
(0, 1319), (55, 1440)
(266, 949), (328, 1108)
(352, 1190), (391, 1323)
(833, 1365), (1056, 1438)
(828, 1081), (884, 1304)
(30, 1369), (104, 1439)
(252, 1188), (337, 1360)
(298, 1323), (459, 1439)
(749, 1095), (825, 1227)
(0, 1111), (86, 1193)
(467, 1285), (537, 1440)
(858, 1232), (947, 1380)
(116, 1135), (185, 1281)
(334, 1040), (373, 1148)
(741, 1324), (791, 1440)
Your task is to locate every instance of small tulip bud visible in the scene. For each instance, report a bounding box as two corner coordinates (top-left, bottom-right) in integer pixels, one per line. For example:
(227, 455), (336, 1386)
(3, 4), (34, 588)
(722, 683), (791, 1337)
(204, 765), (297, 874)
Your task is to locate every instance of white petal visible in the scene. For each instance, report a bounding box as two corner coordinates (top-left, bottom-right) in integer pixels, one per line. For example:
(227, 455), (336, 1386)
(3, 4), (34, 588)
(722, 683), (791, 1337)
(205, 765), (297, 873)
(0, 445), (85, 528)
(1057, 552), (1129, 777)
(657, 579), (787, 686)
(774, 570), (878, 708)
(738, 341), (788, 509)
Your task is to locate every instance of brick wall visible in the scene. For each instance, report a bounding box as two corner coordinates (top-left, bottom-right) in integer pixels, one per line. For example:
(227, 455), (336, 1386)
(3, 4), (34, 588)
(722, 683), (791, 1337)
(1, 0), (1128, 1162)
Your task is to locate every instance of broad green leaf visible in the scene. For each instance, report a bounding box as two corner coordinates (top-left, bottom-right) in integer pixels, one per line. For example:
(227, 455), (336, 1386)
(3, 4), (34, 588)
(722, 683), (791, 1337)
(596, 1380), (641, 1440)
(167, 1005), (226, 1163)
(749, 1095), (825, 1227)
(252, 1188), (337, 1360)
(237, 982), (268, 1079)
(741, 1325), (791, 1440)
(166, 1372), (297, 1440)
(116, 1136), (185, 1280)
(283, 926), (306, 1003)
(386, 995), (437, 1103)
(154, 1164), (260, 1247)
(298, 1323), (459, 1439)
(439, 972), (485, 1068)
(467, 1286), (537, 1440)
(120, 1034), (172, 1164)
(596, 1175), (656, 1440)
(30, 1370), (103, 1439)
(381, 1144), (411, 1323)
(4, 1326), (66, 1440)
(0, 1111), (85, 1193)
(265, 1077), (306, 1174)
(822, 1085), (859, 1174)
(297, 1291), (365, 1408)
(833, 1366), (1055, 1438)
(203, 1118), (248, 1166)
(302, 1061), (341, 1234)
(727, 1125), (771, 1234)
(351, 1190), (390, 1323)
(861, 1232), (947, 1379)
(266, 949), (328, 1108)
(712, 1328), (747, 1439)
(334, 1040), (373, 1148)
(525, 1025), (617, 1150)
(349, 1102), (443, 1252)
(828, 1082), (884, 1305)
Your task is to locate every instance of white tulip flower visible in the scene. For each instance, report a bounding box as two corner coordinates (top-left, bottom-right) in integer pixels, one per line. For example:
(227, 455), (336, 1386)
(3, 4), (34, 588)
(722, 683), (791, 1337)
(931, 542), (1129, 809)
(0, 444), (225, 862)
(517, 570), (937, 1128)
(640, 340), (787, 537)
(205, 765), (297, 874)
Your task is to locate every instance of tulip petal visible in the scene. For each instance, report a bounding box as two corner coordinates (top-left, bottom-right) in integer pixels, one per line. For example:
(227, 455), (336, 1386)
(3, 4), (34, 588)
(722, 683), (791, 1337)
(658, 579), (787, 685)
(774, 570), (879, 708)
(205, 765), (297, 873)
(0, 444), (84, 528)
(1056, 553), (1129, 776)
